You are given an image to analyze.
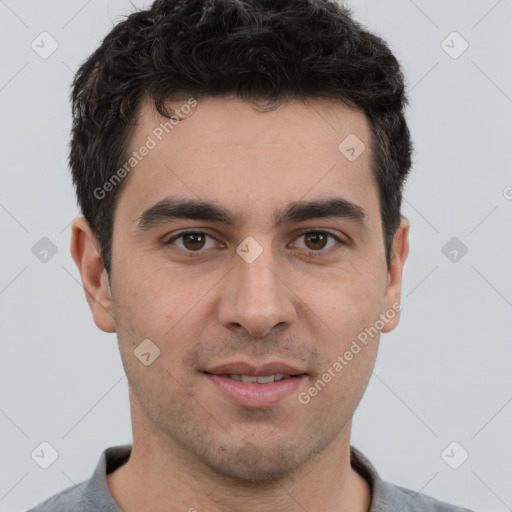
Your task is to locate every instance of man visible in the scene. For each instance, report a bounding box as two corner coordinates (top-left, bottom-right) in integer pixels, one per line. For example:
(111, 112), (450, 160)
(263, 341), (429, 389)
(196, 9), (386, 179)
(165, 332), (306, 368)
(28, 0), (474, 510)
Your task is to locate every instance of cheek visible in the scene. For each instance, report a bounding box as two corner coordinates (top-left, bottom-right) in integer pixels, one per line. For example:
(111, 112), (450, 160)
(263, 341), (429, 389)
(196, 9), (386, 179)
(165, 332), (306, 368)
(310, 268), (386, 341)
(112, 254), (180, 330)
(111, 260), (208, 375)
(309, 287), (381, 409)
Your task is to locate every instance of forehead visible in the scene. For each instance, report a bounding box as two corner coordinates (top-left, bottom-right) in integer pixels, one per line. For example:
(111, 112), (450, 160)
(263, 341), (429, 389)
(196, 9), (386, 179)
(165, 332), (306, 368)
(115, 96), (378, 230)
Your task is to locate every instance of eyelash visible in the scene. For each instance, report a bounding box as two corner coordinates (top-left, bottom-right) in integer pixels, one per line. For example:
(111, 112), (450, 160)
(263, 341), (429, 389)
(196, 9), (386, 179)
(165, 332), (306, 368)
(164, 229), (346, 257)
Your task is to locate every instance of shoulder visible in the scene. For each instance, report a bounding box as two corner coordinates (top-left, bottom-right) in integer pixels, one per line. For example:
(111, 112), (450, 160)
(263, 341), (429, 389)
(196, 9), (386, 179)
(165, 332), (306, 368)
(25, 444), (130, 512)
(377, 479), (475, 512)
(26, 480), (91, 512)
(349, 446), (475, 512)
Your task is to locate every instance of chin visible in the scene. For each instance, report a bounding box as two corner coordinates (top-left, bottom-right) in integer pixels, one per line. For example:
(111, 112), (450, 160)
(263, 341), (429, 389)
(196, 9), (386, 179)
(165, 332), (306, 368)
(203, 442), (305, 482)
(189, 426), (334, 483)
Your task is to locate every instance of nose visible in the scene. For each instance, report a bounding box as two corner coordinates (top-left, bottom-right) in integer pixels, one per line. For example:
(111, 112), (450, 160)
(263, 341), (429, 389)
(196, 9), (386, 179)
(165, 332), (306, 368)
(216, 244), (297, 338)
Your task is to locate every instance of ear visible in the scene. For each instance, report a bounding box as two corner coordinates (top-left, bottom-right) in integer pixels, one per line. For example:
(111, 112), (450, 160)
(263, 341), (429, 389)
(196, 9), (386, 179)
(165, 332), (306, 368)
(381, 216), (410, 333)
(70, 217), (116, 333)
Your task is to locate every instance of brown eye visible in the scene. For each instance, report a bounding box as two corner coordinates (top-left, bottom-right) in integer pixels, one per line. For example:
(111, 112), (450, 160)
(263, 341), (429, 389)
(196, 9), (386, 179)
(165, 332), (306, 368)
(304, 232), (329, 250)
(292, 230), (342, 252)
(166, 231), (217, 253)
(182, 233), (206, 251)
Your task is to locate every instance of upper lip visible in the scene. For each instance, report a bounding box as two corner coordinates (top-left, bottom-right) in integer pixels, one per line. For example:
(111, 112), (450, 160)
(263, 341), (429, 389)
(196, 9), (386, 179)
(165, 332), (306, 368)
(204, 361), (307, 376)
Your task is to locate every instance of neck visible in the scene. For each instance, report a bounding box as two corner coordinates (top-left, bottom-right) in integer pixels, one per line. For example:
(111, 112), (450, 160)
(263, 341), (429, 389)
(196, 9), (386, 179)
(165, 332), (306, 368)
(107, 421), (372, 512)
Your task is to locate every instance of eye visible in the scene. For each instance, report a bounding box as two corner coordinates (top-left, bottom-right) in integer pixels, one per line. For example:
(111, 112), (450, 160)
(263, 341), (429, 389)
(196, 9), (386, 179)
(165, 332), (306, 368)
(164, 229), (345, 257)
(291, 230), (344, 252)
(165, 231), (219, 252)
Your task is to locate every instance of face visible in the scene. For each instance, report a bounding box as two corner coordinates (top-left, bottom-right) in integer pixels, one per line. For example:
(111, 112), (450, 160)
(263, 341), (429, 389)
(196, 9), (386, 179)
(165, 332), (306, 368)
(76, 96), (408, 481)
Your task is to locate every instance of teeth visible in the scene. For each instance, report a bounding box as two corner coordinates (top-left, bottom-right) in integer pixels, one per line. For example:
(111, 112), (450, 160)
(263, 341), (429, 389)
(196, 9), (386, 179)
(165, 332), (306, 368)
(230, 374), (288, 384)
(240, 375), (258, 383)
(256, 375), (275, 384)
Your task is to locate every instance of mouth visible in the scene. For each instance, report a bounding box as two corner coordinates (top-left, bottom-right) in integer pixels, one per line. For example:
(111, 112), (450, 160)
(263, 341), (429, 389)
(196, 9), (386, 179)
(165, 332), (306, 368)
(203, 362), (308, 408)
(221, 373), (291, 383)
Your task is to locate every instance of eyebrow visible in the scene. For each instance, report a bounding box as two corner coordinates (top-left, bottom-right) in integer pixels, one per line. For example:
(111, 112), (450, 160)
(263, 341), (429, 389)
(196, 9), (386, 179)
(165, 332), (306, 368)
(135, 196), (367, 231)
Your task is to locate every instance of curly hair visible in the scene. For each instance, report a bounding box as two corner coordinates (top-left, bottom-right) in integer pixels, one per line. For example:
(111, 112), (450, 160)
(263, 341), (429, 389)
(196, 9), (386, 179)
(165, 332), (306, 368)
(70, 0), (412, 275)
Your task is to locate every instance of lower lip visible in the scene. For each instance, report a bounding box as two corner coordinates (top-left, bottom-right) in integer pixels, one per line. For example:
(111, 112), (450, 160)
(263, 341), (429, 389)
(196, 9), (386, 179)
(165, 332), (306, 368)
(205, 374), (308, 408)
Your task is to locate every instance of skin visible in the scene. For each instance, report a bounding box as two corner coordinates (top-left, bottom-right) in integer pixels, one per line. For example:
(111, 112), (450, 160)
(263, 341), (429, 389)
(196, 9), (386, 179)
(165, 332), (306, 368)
(71, 95), (409, 512)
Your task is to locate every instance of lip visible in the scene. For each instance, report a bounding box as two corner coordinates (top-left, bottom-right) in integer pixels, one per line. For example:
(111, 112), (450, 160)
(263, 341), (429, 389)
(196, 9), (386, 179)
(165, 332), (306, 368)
(206, 374), (308, 408)
(203, 361), (308, 408)
(205, 361), (306, 377)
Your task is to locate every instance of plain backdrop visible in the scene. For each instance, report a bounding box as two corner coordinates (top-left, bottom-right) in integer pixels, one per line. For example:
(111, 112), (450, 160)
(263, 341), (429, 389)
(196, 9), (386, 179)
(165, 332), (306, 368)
(1, 1), (511, 511)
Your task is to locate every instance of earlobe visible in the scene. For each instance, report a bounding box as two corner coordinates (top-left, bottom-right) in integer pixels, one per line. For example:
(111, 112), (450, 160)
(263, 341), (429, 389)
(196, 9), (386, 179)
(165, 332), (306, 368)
(70, 217), (116, 333)
(381, 216), (410, 333)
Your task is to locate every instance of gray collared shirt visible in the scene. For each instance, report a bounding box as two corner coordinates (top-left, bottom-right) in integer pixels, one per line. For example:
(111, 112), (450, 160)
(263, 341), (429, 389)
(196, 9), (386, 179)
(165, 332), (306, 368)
(27, 444), (475, 511)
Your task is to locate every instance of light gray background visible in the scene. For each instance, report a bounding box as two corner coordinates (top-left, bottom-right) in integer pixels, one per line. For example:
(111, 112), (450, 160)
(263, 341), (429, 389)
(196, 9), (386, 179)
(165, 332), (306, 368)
(1, 1), (511, 511)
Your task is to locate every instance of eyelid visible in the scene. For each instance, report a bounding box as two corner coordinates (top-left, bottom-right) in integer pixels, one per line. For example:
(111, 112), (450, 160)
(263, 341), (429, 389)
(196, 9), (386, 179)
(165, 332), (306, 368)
(293, 228), (344, 241)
